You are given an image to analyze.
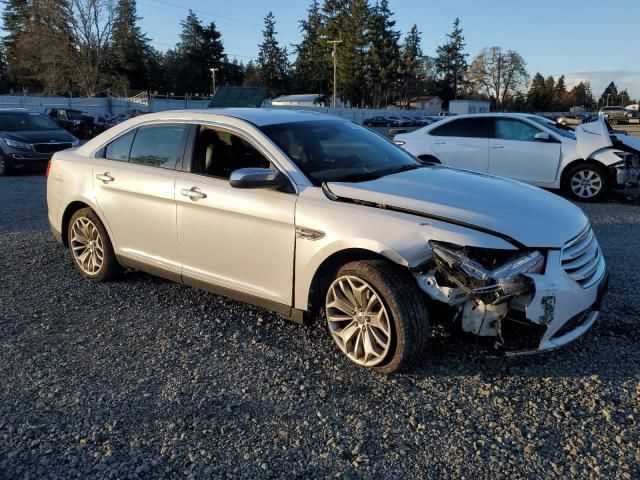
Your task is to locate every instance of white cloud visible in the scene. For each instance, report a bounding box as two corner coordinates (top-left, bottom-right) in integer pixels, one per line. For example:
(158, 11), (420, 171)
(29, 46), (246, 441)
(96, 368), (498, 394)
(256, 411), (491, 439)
(560, 70), (640, 101)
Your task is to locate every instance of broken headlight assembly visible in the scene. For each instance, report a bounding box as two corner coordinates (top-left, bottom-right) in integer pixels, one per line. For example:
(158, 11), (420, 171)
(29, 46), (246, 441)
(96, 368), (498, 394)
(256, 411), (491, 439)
(427, 241), (545, 304)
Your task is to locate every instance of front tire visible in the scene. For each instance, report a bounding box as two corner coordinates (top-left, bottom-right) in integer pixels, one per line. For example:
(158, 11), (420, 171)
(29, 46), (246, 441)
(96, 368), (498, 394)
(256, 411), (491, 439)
(0, 154), (12, 176)
(563, 163), (608, 202)
(324, 260), (429, 373)
(67, 208), (121, 281)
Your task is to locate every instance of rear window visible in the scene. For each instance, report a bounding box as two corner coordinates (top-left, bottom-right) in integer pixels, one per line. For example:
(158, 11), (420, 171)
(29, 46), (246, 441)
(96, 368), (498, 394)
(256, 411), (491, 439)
(128, 124), (186, 169)
(430, 118), (488, 138)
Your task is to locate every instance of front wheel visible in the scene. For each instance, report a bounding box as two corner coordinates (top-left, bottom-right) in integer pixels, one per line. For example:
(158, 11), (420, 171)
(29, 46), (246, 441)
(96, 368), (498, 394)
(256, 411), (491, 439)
(67, 208), (121, 281)
(324, 260), (429, 373)
(0, 155), (11, 176)
(563, 163), (608, 202)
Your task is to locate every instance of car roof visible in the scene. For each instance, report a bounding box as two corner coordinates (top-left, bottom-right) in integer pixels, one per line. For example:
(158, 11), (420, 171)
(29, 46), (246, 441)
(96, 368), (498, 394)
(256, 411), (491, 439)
(134, 108), (338, 126)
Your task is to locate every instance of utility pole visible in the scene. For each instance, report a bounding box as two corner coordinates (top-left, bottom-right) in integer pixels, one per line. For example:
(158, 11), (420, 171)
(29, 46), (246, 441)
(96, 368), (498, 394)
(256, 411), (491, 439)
(210, 68), (218, 97)
(328, 40), (342, 108)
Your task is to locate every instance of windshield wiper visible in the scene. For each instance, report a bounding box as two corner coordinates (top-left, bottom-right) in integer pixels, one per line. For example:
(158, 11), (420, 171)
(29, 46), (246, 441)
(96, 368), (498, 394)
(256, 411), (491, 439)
(337, 163), (424, 183)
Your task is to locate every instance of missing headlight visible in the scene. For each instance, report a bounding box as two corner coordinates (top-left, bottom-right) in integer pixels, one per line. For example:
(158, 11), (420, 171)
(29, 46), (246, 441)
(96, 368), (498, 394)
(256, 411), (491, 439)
(428, 241), (545, 304)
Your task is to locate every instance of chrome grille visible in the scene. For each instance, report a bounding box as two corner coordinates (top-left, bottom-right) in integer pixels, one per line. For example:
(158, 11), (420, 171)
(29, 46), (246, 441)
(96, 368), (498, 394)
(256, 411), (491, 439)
(561, 226), (605, 288)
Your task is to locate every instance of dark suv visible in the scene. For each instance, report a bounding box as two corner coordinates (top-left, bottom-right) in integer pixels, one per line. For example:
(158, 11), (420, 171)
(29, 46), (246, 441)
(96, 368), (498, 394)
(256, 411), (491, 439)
(598, 106), (639, 125)
(0, 109), (79, 175)
(47, 108), (97, 139)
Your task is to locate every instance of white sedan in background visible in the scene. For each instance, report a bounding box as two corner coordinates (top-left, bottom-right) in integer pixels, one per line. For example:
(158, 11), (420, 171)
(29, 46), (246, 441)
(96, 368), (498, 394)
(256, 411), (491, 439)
(394, 113), (639, 201)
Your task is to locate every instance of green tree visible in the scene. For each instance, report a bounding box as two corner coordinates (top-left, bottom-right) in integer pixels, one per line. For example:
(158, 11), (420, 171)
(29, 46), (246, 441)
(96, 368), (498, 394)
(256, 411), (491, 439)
(257, 12), (290, 97)
(339, 0), (370, 107)
(569, 80), (594, 109)
(110, 0), (151, 92)
(434, 18), (467, 101)
(366, 0), (400, 108)
(170, 11), (228, 95)
(293, 0), (328, 97)
(527, 72), (554, 111)
(554, 74), (570, 111)
(1, 0), (32, 88)
(599, 81), (618, 106)
(398, 24), (427, 107)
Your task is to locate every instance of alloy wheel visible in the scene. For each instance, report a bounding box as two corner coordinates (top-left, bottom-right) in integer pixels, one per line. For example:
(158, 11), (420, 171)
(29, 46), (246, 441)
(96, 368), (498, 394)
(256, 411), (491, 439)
(70, 216), (104, 275)
(570, 169), (603, 199)
(326, 275), (392, 367)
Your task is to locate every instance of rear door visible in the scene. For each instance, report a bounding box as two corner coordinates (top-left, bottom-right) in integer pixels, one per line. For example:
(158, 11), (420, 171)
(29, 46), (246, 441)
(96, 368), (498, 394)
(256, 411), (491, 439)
(428, 117), (490, 171)
(93, 123), (188, 277)
(488, 117), (561, 184)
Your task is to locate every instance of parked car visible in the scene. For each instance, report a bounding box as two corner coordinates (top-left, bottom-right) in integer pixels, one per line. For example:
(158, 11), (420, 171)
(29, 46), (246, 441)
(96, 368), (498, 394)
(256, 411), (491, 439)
(48, 109), (609, 372)
(96, 109), (146, 131)
(0, 108), (80, 175)
(598, 106), (639, 125)
(394, 113), (639, 201)
(387, 116), (414, 127)
(409, 116), (433, 127)
(555, 114), (589, 127)
(363, 116), (399, 127)
(47, 108), (97, 139)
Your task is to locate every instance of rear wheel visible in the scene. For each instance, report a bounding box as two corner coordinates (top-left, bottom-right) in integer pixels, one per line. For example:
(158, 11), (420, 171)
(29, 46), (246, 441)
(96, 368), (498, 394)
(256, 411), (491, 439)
(67, 208), (121, 281)
(563, 163), (608, 202)
(324, 260), (429, 373)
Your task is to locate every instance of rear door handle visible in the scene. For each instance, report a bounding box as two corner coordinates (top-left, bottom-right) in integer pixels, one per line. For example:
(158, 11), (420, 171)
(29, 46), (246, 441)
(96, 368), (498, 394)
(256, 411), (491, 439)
(181, 186), (207, 201)
(432, 141), (446, 145)
(491, 145), (504, 149)
(96, 172), (114, 183)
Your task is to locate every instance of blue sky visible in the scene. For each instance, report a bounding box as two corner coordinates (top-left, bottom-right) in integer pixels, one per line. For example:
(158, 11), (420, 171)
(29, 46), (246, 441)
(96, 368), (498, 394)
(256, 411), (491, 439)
(137, 0), (640, 98)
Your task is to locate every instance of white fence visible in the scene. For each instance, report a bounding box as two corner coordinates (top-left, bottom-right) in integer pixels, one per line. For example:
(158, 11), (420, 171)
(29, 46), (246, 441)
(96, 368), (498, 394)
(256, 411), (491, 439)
(0, 94), (432, 124)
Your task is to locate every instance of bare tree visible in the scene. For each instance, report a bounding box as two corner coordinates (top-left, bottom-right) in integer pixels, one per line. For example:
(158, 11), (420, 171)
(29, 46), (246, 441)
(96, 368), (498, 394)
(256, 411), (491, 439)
(466, 46), (528, 110)
(66, 0), (116, 95)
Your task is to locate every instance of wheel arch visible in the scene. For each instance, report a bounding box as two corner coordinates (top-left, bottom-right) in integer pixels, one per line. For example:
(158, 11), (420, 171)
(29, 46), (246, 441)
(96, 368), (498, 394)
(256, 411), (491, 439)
(304, 247), (407, 318)
(60, 199), (114, 248)
(560, 158), (614, 189)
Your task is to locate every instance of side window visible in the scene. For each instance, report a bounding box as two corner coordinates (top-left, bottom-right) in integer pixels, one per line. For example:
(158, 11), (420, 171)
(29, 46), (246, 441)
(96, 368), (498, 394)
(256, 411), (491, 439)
(129, 124), (186, 169)
(430, 118), (487, 138)
(104, 130), (135, 161)
(493, 119), (540, 142)
(191, 126), (271, 179)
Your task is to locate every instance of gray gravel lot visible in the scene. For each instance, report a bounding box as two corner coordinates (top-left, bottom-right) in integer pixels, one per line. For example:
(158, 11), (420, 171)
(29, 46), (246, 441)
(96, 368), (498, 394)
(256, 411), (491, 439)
(1, 175), (639, 479)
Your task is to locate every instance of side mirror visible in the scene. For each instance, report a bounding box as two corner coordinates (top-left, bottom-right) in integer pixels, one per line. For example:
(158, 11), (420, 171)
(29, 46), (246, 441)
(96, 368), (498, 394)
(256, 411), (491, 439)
(229, 168), (287, 190)
(534, 132), (551, 142)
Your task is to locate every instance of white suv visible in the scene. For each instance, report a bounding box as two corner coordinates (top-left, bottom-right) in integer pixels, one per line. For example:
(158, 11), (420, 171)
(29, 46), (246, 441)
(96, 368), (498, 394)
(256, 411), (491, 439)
(394, 113), (639, 201)
(47, 109), (608, 372)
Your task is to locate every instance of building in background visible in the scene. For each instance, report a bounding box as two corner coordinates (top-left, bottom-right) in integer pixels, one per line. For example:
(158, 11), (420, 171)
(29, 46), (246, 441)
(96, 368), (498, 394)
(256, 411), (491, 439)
(406, 96), (443, 114)
(448, 99), (490, 115)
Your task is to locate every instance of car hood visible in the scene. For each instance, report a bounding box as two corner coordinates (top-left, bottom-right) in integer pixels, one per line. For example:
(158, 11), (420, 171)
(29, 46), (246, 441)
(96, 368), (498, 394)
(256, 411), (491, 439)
(0, 129), (74, 143)
(326, 166), (588, 248)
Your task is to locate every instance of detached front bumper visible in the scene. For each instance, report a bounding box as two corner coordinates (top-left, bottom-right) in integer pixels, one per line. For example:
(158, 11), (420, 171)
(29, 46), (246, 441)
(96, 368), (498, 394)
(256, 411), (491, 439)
(503, 250), (608, 355)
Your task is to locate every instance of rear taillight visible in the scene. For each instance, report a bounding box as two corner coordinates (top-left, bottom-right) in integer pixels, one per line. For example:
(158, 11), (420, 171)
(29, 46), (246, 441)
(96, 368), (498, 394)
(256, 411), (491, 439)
(45, 160), (51, 177)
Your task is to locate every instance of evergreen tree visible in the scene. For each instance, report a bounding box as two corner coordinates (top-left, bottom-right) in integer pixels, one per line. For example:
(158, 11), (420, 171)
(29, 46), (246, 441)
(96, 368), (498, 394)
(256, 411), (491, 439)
(242, 60), (261, 87)
(257, 12), (290, 97)
(527, 72), (547, 111)
(339, 0), (370, 107)
(173, 11), (228, 94)
(569, 81), (594, 109)
(398, 25), (427, 107)
(599, 81), (619, 105)
(293, 0), (328, 97)
(554, 74), (569, 111)
(1, 0), (31, 86)
(434, 18), (467, 101)
(111, 0), (151, 92)
(366, 0), (400, 108)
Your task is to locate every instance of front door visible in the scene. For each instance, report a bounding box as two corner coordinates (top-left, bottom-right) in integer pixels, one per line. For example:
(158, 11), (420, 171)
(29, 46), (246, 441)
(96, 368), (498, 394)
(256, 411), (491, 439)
(488, 118), (561, 185)
(175, 125), (297, 307)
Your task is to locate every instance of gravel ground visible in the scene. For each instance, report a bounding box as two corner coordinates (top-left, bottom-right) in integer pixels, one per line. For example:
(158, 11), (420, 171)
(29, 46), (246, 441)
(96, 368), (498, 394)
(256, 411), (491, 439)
(1, 175), (639, 479)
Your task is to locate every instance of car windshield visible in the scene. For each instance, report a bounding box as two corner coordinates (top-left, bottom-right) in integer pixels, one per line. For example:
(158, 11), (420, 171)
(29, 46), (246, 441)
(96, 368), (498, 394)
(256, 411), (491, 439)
(0, 112), (60, 131)
(527, 115), (576, 139)
(260, 119), (421, 185)
(66, 110), (84, 120)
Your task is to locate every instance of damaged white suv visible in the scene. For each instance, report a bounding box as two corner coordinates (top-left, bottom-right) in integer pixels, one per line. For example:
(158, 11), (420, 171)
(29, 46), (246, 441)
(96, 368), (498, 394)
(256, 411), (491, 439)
(47, 109), (608, 373)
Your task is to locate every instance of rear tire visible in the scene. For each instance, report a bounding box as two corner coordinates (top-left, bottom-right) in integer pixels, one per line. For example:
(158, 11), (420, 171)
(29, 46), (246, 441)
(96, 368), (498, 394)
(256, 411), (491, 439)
(324, 260), (429, 373)
(563, 163), (608, 202)
(67, 208), (121, 281)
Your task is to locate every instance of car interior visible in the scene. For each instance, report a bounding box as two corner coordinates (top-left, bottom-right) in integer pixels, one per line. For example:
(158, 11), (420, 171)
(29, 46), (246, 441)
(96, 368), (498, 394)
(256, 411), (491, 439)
(191, 126), (271, 178)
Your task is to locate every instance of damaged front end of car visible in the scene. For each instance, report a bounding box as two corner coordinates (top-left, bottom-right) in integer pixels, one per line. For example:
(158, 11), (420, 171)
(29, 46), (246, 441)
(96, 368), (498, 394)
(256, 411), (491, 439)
(412, 240), (604, 354)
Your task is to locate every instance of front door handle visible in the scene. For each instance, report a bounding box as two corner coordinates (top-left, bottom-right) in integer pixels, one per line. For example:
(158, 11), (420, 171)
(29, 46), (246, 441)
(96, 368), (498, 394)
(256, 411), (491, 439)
(181, 186), (207, 201)
(433, 141), (446, 145)
(491, 145), (504, 149)
(96, 172), (114, 183)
